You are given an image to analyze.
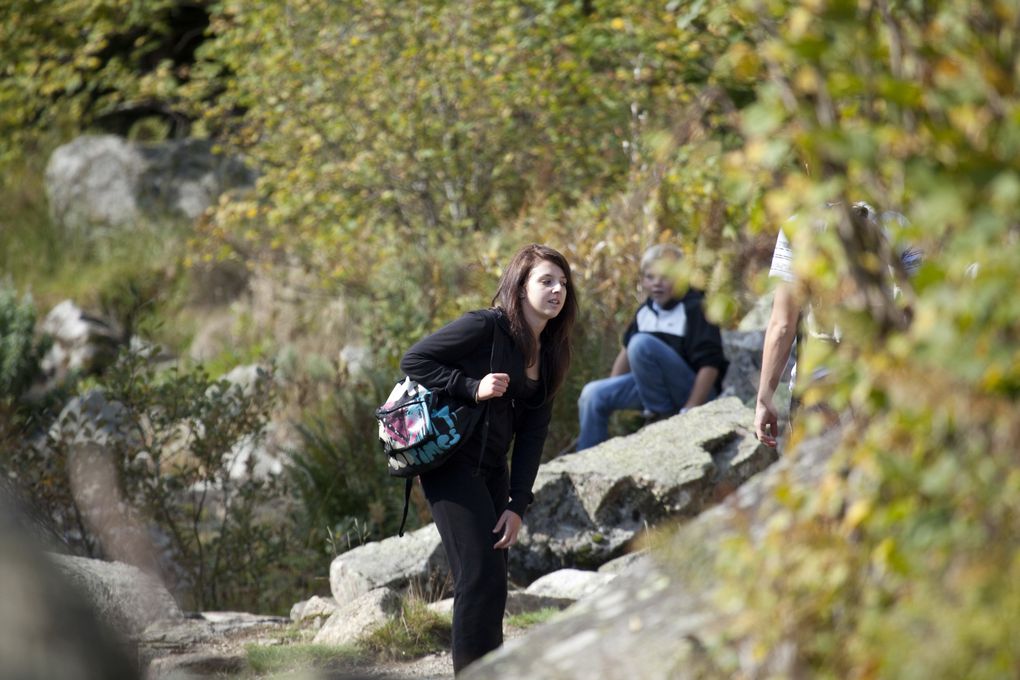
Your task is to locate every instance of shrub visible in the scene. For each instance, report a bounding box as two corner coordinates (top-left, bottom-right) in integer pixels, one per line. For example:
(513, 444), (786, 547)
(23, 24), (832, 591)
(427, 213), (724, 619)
(28, 347), (306, 612)
(0, 283), (46, 404)
(358, 594), (452, 661)
(288, 367), (417, 554)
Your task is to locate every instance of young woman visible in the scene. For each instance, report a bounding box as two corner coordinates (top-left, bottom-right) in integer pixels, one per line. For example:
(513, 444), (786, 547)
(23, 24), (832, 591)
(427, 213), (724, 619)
(400, 243), (576, 674)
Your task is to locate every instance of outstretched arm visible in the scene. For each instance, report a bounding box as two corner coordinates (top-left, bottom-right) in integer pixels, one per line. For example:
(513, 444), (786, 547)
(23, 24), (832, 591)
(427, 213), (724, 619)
(754, 283), (800, 447)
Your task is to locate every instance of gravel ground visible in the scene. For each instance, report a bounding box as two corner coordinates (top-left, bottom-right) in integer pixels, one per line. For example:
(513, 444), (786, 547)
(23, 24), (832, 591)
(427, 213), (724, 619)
(167, 617), (530, 679)
(332, 625), (528, 679)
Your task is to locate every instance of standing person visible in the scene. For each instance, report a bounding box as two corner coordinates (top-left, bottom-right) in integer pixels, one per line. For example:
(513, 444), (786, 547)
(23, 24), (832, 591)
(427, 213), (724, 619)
(754, 202), (923, 447)
(575, 244), (728, 451)
(400, 243), (576, 674)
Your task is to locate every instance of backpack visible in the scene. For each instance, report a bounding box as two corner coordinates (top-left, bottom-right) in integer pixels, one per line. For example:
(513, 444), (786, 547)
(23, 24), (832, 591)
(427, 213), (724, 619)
(376, 316), (500, 535)
(376, 377), (486, 478)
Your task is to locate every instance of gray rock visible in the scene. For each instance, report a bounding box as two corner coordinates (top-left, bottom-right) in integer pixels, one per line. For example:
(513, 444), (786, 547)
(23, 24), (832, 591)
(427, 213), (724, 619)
(45, 135), (145, 230)
(144, 651), (247, 680)
(427, 597), (454, 617)
(463, 427), (842, 680)
(198, 611), (288, 628)
(38, 300), (122, 386)
(524, 569), (616, 602)
(720, 329), (765, 405)
(513, 397), (776, 580)
(597, 550), (649, 575)
(49, 554), (183, 640)
(737, 291), (774, 331)
(428, 591), (574, 619)
(505, 591), (574, 616)
(329, 523), (449, 603)
(45, 134), (255, 233)
(313, 587), (401, 646)
(291, 595), (341, 622)
(0, 494), (136, 680)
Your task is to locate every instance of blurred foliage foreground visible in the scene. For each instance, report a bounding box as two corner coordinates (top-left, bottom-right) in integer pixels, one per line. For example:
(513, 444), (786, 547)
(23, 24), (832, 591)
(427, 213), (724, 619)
(2, 0), (1020, 675)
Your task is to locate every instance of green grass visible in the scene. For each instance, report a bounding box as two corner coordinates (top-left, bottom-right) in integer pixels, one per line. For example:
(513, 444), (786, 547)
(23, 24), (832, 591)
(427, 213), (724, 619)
(358, 597), (452, 661)
(244, 643), (365, 677)
(0, 158), (201, 355)
(506, 607), (562, 630)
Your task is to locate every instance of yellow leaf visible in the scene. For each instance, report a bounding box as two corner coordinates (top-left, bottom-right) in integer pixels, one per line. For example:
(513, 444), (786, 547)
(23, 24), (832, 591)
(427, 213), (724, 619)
(844, 499), (871, 531)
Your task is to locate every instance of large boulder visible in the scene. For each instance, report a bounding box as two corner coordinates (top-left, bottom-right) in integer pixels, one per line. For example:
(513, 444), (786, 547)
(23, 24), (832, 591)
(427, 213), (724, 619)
(0, 493), (137, 680)
(512, 397), (776, 581)
(328, 523), (449, 603)
(463, 427), (842, 680)
(49, 554), (184, 640)
(45, 134), (254, 232)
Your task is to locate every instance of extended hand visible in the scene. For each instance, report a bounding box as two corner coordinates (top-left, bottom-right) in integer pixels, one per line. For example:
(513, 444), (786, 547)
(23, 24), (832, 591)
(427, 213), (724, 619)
(476, 372), (510, 401)
(492, 509), (522, 549)
(754, 397), (779, 448)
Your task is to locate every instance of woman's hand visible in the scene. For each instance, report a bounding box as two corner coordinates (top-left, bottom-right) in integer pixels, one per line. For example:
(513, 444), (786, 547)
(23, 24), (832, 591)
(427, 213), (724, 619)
(754, 396), (779, 448)
(492, 509), (522, 549)
(476, 372), (510, 402)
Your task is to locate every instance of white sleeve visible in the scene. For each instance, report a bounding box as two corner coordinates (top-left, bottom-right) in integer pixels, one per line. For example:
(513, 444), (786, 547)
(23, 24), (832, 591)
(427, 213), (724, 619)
(768, 229), (796, 282)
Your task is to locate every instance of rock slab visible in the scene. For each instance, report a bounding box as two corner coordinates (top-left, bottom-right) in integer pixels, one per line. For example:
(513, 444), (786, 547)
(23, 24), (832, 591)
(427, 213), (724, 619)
(512, 397), (775, 581)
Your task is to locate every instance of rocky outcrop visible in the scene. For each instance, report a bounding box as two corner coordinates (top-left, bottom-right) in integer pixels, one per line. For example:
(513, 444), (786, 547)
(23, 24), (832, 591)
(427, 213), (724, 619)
(45, 134), (255, 232)
(138, 611), (288, 677)
(320, 398), (775, 604)
(49, 554), (184, 640)
(328, 523), (450, 603)
(463, 427), (842, 680)
(0, 495), (136, 680)
(512, 397), (776, 580)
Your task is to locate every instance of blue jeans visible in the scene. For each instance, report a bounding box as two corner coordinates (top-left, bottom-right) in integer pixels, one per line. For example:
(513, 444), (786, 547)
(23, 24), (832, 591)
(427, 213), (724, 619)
(576, 333), (700, 451)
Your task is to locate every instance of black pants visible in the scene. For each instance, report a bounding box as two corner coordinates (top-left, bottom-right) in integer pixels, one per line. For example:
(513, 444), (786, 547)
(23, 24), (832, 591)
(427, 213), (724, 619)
(420, 453), (509, 675)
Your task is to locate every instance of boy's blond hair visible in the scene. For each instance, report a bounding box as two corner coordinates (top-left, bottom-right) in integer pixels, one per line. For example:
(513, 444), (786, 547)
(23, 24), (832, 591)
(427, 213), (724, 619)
(639, 243), (683, 274)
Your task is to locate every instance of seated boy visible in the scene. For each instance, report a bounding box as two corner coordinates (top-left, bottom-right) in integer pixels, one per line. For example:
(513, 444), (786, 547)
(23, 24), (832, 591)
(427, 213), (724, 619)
(576, 244), (728, 451)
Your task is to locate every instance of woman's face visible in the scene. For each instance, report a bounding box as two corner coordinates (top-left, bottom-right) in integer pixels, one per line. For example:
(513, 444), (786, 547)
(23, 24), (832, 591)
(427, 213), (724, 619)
(522, 259), (568, 322)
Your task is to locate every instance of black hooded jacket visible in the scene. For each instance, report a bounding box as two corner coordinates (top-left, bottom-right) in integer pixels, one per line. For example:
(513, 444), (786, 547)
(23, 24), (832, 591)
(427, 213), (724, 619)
(399, 308), (553, 517)
(622, 289), (728, 392)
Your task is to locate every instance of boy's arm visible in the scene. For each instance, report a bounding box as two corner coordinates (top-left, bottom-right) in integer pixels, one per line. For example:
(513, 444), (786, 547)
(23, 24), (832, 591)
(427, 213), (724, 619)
(682, 366), (719, 410)
(609, 347), (630, 377)
(754, 283), (801, 446)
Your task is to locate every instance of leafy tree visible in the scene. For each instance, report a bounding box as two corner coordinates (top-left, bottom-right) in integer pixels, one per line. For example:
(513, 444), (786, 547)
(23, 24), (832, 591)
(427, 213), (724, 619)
(0, 0), (213, 165)
(180, 0), (766, 458)
(695, 1), (1020, 676)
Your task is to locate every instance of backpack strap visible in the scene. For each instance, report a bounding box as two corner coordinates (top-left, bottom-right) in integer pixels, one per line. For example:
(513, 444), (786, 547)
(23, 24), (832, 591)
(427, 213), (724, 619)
(397, 477), (414, 537)
(474, 312), (502, 475)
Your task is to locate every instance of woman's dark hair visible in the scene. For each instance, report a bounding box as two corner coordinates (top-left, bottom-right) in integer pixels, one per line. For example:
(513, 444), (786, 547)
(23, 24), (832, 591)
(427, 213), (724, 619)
(492, 244), (576, 398)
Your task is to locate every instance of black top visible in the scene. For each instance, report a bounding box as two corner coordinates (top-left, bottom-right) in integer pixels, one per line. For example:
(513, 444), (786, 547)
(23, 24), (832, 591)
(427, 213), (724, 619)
(622, 289), (729, 392)
(400, 308), (554, 517)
